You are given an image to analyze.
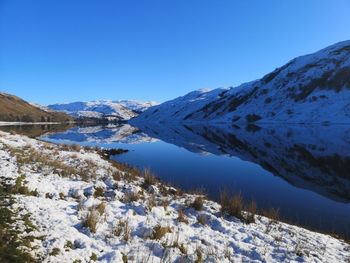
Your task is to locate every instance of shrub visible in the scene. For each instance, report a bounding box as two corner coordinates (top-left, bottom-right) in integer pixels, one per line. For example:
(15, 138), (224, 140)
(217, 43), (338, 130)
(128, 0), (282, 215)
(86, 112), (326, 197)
(151, 225), (172, 240)
(191, 197), (204, 211)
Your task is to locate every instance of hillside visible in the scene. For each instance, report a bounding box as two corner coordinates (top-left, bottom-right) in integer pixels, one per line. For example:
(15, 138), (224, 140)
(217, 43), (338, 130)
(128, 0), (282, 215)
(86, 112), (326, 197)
(134, 40), (350, 124)
(0, 93), (73, 123)
(48, 100), (157, 121)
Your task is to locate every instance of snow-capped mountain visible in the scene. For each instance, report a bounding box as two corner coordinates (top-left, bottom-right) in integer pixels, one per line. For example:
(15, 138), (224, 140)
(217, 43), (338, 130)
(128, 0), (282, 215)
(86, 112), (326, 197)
(47, 100), (157, 121)
(134, 40), (350, 124)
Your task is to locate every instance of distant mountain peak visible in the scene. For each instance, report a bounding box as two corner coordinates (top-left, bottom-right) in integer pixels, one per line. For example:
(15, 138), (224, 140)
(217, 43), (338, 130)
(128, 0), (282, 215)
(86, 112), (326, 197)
(47, 99), (158, 120)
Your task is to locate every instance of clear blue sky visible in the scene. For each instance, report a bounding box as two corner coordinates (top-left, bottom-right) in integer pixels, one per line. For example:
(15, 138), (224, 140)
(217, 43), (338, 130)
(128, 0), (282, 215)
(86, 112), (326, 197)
(1, 0), (349, 105)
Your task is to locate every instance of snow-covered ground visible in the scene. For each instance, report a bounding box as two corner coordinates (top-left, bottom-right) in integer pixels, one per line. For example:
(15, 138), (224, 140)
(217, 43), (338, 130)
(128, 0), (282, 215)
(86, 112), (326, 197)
(0, 131), (349, 262)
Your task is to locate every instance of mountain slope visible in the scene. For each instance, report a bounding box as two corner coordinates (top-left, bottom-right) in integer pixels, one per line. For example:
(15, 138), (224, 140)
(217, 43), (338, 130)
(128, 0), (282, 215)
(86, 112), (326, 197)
(134, 40), (350, 124)
(48, 100), (157, 121)
(0, 93), (72, 123)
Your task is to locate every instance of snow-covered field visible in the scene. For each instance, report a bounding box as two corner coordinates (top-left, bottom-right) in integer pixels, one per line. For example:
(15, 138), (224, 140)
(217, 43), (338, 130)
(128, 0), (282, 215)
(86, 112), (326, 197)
(0, 131), (349, 262)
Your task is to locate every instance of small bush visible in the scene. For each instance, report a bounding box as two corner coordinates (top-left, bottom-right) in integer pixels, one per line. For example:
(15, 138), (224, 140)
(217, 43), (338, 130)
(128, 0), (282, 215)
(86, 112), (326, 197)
(151, 225), (172, 240)
(191, 197), (204, 211)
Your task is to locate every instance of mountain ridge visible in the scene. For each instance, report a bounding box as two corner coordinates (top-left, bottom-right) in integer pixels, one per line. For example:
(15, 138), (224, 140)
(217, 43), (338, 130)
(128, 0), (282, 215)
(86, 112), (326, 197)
(0, 92), (73, 123)
(133, 40), (350, 124)
(48, 100), (157, 121)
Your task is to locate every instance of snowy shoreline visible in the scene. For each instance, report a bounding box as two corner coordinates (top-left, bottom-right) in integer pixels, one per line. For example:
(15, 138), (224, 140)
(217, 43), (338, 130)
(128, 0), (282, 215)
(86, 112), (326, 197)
(0, 131), (349, 262)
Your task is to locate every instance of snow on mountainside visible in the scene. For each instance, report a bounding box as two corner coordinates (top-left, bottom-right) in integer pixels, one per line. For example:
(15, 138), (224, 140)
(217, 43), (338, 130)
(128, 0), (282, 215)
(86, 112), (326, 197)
(48, 100), (157, 120)
(134, 40), (350, 124)
(132, 88), (227, 123)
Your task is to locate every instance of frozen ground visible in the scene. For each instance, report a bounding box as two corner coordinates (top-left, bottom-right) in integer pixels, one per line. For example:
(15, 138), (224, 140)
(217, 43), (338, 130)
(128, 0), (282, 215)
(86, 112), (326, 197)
(0, 131), (349, 262)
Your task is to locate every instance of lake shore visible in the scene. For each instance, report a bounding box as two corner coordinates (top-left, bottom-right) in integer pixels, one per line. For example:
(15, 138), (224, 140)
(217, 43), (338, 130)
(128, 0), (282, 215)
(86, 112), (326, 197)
(0, 130), (349, 262)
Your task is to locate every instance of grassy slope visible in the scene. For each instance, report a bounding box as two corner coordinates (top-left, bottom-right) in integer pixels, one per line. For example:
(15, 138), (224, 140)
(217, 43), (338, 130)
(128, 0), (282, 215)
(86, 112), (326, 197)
(0, 93), (72, 123)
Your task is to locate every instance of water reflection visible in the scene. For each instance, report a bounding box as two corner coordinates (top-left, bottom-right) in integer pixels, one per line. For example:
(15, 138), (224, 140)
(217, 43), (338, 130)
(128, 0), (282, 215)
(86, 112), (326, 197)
(133, 122), (350, 203)
(3, 122), (350, 238)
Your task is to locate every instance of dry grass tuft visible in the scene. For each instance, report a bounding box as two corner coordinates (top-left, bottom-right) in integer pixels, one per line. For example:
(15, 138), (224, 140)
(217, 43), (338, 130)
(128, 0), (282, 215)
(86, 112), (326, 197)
(151, 225), (172, 240)
(114, 220), (131, 242)
(123, 191), (140, 203)
(96, 202), (106, 215)
(190, 197), (204, 211)
(82, 210), (99, 233)
(262, 207), (280, 222)
(197, 214), (207, 225)
(93, 187), (105, 198)
(220, 190), (244, 220)
(177, 207), (189, 224)
(141, 168), (157, 189)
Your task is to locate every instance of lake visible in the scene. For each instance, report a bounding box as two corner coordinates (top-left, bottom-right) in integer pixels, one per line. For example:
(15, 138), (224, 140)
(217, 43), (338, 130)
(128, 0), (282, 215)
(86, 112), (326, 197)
(2, 122), (350, 240)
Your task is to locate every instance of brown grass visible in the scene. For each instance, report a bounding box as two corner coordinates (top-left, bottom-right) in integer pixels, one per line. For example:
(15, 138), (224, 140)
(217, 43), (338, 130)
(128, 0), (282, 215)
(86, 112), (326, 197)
(197, 214), (207, 225)
(82, 210), (99, 233)
(114, 220), (131, 242)
(141, 168), (157, 189)
(96, 202), (106, 215)
(123, 191), (140, 203)
(262, 207), (280, 222)
(177, 207), (189, 224)
(220, 190), (244, 220)
(190, 197), (204, 211)
(93, 187), (105, 198)
(151, 225), (172, 240)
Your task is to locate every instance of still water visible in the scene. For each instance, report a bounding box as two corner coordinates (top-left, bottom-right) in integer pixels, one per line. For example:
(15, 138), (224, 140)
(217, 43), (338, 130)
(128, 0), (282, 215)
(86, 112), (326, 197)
(2, 123), (350, 239)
